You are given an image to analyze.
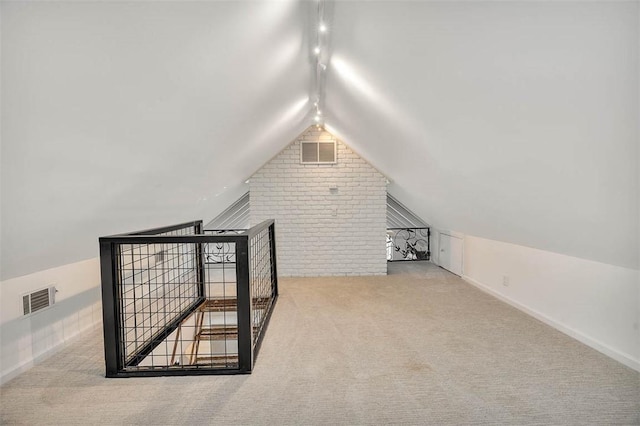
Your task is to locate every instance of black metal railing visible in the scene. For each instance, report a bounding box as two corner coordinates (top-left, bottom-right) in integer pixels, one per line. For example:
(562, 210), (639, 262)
(99, 220), (278, 377)
(386, 227), (431, 262)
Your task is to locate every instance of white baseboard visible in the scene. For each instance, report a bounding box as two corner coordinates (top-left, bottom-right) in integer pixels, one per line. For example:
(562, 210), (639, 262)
(462, 274), (640, 373)
(0, 321), (102, 385)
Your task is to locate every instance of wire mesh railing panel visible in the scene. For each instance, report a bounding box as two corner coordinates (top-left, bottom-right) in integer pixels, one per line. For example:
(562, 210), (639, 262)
(115, 231), (201, 367)
(248, 224), (276, 349)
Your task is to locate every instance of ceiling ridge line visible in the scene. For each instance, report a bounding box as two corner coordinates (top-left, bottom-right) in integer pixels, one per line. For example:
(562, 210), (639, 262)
(312, 0), (329, 128)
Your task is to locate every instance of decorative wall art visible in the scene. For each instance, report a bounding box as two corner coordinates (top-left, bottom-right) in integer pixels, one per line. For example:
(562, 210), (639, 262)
(386, 228), (430, 261)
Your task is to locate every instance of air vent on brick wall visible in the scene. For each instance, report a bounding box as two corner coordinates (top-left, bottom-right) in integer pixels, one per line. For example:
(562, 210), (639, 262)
(301, 141), (336, 164)
(22, 287), (56, 315)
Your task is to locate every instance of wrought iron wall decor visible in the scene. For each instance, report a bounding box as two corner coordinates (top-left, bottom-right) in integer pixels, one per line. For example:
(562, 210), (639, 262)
(202, 230), (245, 264)
(99, 220), (278, 377)
(386, 227), (430, 262)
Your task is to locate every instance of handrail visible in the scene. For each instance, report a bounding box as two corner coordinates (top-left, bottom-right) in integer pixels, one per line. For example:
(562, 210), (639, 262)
(100, 234), (247, 244)
(105, 220), (203, 237)
(247, 219), (275, 238)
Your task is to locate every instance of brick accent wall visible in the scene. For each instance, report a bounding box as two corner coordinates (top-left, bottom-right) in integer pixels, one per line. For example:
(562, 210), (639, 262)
(250, 127), (388, 276)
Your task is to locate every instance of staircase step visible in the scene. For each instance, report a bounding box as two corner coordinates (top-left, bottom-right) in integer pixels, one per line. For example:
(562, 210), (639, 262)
(200, 297), (271, 312)
(252, 297), (271, 310)
(195, 325), (261, 341)
(193, 355), (239, 366)
(200, 298), (238, 312)
(196, 326), (238, 340)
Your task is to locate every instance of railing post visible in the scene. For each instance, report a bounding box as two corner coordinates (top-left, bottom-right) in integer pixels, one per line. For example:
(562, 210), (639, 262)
(100, 240), (120, 377)
(269, 222), (279, 297)
(235, 237), (253, 372)
(195, 221), (206, 299)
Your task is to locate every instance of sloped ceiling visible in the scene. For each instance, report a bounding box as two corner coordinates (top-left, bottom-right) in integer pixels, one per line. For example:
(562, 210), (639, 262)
(324, 1), (639, 270)
(1, 1), (313, 279)
(1, 1), (638, 280)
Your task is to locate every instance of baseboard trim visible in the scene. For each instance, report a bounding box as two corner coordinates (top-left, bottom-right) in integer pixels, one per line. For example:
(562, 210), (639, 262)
(0, 321), (102, 385)
(462, 274), (640, 373)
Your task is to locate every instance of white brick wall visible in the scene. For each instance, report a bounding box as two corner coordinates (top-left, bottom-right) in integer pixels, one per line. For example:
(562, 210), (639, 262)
(250, 127), (388, 276)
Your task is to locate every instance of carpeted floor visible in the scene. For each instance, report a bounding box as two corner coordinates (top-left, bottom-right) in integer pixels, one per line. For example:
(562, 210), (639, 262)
(1, 262), (638, 425)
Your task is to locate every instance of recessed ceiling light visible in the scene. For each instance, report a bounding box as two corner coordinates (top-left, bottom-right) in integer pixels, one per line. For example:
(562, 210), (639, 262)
(319, 23), (327, 33)
(314, 46), (321, 55)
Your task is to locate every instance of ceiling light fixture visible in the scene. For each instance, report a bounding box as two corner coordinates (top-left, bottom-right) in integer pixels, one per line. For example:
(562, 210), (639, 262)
(311, 1), (328, 127)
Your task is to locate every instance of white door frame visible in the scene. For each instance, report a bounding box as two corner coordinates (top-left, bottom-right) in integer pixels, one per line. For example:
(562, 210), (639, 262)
(437, 231), (464, 276)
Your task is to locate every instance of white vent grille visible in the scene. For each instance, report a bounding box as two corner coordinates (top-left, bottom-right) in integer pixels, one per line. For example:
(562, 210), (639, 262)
(300, 141), (336, 164)
(22, 287), (56, 315)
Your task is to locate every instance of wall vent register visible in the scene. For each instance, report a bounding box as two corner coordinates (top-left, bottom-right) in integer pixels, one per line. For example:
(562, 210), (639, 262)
(22, 287), (56, 315)
(301, 141), (336, 164)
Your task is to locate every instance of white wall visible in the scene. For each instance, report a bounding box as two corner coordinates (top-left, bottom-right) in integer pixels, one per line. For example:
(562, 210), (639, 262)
(462, 235), (639, 372)
(250, 127), (388, 276)
(326, 1), (639, 271)
(0, 258), (102, 384)
(0, 0), (312, 281)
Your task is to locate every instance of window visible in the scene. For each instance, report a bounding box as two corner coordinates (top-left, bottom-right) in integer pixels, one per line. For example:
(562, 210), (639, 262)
(300, 141), (336, 164)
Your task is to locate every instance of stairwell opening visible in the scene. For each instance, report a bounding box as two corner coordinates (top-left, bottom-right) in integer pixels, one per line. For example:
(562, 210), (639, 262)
(99, 220), (278, 377)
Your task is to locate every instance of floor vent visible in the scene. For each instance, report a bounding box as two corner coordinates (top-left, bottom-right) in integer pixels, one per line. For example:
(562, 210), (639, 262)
(23, 287), (56, 315)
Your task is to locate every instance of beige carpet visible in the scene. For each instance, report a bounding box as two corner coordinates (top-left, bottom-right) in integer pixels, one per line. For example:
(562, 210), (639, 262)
(1, 262), (639, 425)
